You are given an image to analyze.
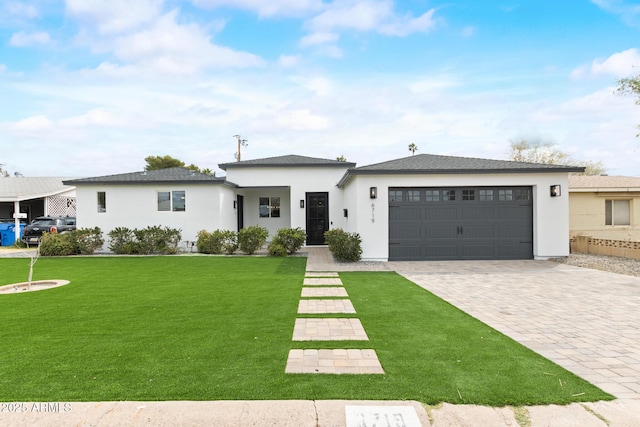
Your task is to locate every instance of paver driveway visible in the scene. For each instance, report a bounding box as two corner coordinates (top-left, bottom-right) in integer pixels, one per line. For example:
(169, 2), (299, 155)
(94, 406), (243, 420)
(388, 260), (640, 399)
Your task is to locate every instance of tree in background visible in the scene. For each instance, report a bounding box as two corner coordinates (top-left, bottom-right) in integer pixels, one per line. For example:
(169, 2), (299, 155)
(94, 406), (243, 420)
(616, 72), (640, 136)
(336, 155), (347, 162)
(0, 164), (8, 177)
(144, 155), (213, 175)
(408, 143), (418, 156)
(507, 140), (606, 176)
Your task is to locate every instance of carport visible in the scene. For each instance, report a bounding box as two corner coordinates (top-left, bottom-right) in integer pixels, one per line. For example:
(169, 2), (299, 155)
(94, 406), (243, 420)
(0, 177), (76, 244)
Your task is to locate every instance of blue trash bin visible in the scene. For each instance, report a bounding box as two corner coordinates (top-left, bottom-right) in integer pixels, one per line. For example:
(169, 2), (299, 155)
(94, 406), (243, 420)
(0, 223), (12, 246)
(0, 224), (25, 246)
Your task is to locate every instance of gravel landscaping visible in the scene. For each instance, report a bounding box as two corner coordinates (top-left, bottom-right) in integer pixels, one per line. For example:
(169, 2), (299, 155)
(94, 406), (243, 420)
(551, 252), (640, 277)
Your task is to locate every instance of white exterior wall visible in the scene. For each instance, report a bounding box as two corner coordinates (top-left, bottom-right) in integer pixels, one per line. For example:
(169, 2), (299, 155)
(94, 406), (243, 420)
(237, 188), (291, 238)
(75, 183), (236, 249)
(226, 166), (349, 238)
(342, 172), (571, 261)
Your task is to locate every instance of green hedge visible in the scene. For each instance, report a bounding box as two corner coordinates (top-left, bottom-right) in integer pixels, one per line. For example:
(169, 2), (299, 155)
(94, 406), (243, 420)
(107, 226), (182, 255)
(39, 227), (104, 256)
(324, 228), (362, 262)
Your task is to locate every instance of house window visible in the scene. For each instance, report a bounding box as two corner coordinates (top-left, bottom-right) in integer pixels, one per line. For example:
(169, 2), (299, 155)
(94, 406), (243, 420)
(479, 190), (493, 201)
(498, 189), (513, 201)
(425, 190), (439, 202)
(605, 200), (630, 226)
(462, 190), (475, 201)
(515, 189), (531, 201)
(259, 197), (280, 218)
(389, 190), (402, 202)
(406, 190), (420, 202)
(158, 191), (186, 212)
(443, 190), (456, 201)
(97, 191), (106, 213)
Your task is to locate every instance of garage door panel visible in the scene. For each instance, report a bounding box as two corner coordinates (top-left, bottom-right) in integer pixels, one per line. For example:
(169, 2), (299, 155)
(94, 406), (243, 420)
(462, 244), (495, 258)
(424, 225), (457, 239)
(496, 244), (532, 258)
(461, 206), (494, 220)
(498, 206), (532, 220)
(389, 244), (421, 259)
(390, 225), (421, 239)
(425, 207), (458, 220)
(424, 245), (458, 258)
(389, 186), (533, 261)
(389, 206), (421, 221)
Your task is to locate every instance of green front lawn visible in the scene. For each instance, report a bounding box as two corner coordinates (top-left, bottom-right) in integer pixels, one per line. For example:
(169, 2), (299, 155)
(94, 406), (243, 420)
(0, 256), (612, 405)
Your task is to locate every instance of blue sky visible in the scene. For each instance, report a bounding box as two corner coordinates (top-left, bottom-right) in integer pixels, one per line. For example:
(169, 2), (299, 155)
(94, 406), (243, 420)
(1, 0), (639, 177)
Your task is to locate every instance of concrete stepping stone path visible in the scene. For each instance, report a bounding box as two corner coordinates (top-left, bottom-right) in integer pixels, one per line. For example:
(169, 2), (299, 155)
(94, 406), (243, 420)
(292, 318), (369, 341)
(303, 277), (343, 286)
(301, 287), (348, 297)
(285, 349), (384, 374)
(297, 299), (356, 314)
(285, 271), (384, 374)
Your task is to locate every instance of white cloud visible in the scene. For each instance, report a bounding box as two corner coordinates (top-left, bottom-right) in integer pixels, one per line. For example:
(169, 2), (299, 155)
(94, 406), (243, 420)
(591, 0), (640, 28)
(299, 32), (340, 47)
(4, 1), (38, 19)
(275, 108), (329, 130)
(9, 31), (53, 47)
(191, 0), (323, 18)
(308, 0), (437, 37)
(278, 55), (300, 68)
(65, 0), (163, 35)
(108, 10), (264, 74)
(0, 64), (6, 73)
(9, 115), (53, 134)
(59, 109), (127, 128)
(571, 48), (640, 79)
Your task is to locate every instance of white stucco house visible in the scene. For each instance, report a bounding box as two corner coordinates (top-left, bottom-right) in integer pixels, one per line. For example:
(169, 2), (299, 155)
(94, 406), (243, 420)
(64, 154), (583, 261)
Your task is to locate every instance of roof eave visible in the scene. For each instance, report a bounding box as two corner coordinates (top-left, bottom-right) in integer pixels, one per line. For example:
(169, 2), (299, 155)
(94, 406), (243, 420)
(219, 162), (356, 171)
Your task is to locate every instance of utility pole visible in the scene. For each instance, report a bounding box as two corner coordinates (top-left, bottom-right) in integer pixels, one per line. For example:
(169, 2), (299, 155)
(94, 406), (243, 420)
(234, 135), (248, 162)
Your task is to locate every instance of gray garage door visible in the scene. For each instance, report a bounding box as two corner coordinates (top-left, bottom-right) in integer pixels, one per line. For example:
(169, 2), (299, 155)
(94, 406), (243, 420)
(389, 187), (533, 261)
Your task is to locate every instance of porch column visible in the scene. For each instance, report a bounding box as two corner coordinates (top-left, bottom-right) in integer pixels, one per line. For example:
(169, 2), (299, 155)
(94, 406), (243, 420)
(14, 200), (21, 242)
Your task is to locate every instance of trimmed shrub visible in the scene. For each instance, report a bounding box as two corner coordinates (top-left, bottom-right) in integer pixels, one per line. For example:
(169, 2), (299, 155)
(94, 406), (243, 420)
(39, 227), (104, 256)
(324, 228), (362, 262)
(108, 227), (139, 254)
(267, 241), (288, 257)
(216, 230), (238, 255)
(271, 227), (306, 255)
(108, 226), (182, 255)
(69, 227), (104, 254)
(39, 232), (75, 256)
(237, 225), (269, 255)
(196, 230), (215, 254)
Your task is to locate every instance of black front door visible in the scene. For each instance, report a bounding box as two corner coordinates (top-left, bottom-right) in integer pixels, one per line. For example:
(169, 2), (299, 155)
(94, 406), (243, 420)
(236, 195), (244, 231)
(306, 192), (329, 245)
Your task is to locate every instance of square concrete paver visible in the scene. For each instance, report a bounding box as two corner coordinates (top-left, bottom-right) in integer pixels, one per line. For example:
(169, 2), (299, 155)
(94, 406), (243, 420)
(285, 349), (384, 374)
(303, 278), (343, 286)
(298, 299), (356, 314)
(301, 287), (348, 297)
(292, 318), (369, 341)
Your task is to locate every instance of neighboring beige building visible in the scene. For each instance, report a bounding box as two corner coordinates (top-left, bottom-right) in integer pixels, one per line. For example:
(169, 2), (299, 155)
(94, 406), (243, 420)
(569, 175), (640, 241)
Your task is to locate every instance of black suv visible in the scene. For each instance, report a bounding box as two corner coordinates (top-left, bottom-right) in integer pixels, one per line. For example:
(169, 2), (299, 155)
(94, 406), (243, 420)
(22, 216), (76, 245)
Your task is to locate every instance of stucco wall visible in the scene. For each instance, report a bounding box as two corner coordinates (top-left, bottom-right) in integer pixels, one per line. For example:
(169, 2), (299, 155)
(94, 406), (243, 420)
(226, 166), (349, 238)
(75, 183), (236, 250)
(341, 172), (572, 261)
(569, 192), (640, 240)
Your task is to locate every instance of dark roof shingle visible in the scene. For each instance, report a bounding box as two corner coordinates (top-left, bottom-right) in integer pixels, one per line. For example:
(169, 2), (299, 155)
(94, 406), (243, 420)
(219, 154), (355, 170)
(337, 154), (585, 186)
(64, 167), (228, 185)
